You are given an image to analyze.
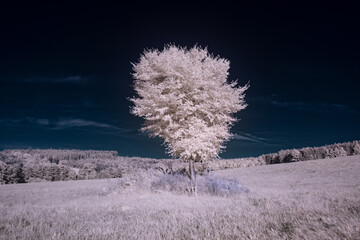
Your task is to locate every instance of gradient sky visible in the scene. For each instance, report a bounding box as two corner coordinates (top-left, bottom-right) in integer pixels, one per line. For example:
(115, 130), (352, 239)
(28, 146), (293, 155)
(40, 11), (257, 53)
(0, 1), (359, 158)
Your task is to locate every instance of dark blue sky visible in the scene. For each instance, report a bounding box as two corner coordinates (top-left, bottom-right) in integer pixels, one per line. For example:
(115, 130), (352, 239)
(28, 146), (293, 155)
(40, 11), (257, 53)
(0, 1), (359, 158)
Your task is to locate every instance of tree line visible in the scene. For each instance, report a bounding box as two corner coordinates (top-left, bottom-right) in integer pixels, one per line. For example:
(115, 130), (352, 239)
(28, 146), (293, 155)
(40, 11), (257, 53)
(0, 149), (122, 184)
(0, 140), (359, 184)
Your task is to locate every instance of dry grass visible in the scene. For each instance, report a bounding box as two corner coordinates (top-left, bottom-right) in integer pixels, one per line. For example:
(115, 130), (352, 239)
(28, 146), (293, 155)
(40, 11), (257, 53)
(0, 156), (359, 239)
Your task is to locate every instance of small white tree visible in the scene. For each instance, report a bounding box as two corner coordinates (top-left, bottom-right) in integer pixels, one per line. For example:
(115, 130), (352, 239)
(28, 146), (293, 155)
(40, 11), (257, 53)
(130, 45), (248, 186)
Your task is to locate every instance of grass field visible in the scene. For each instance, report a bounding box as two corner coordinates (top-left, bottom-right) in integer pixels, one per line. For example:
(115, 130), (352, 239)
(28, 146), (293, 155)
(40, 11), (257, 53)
(0, 155), (359, 239)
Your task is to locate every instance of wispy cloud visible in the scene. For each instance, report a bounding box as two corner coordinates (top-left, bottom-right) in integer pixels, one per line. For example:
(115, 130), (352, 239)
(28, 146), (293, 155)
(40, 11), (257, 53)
(270, 100), (358, 114)
(36, 119), (50, 125)
(0, 118), (22, 126)
(0, 117), (125, 132)
(232, 132), (268, 144)
(22, 75), (87, 84)
(26, 117), (50, 126)
(55, 119), (120, 129)
(0, 118), (50, 126)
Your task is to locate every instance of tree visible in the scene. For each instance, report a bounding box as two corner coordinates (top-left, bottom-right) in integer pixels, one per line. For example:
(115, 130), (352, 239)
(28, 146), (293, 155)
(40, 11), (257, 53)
(78, 163), (97, 180)
(130, 45), (248, 191)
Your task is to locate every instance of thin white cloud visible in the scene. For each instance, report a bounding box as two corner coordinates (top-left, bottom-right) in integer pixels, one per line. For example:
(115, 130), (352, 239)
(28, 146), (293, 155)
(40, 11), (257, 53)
(26, 117), (50, 126)
(55, 119), (121, 130)
(36, 119), (50, 125)
(0, 119), (22, 125)
(270, 100), (357, 114)
(251, 95), (358, 115)
(232, 133), (267, 144)
(22, 75), (87, 84)
(0, 117), (122, 131)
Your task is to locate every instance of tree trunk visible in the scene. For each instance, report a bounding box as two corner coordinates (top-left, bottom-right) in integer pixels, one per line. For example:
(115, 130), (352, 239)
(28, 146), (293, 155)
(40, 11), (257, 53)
(189, 160), (197, 195)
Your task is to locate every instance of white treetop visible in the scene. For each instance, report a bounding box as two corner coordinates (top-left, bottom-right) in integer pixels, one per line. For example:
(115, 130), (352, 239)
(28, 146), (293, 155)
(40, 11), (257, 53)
(130, 45), (248, 162)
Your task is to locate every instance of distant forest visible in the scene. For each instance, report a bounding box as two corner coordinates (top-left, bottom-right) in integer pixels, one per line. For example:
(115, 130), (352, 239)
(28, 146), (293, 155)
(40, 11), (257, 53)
(0, 140), (359, 184)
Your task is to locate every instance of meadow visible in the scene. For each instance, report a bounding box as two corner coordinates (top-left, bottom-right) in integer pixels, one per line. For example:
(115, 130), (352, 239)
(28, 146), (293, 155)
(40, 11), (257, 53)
(0, 155), (359, 239)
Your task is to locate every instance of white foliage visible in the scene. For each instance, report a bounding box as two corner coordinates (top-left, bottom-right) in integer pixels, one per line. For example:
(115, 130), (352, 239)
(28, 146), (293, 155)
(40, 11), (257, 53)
(130, 45), (248, 162)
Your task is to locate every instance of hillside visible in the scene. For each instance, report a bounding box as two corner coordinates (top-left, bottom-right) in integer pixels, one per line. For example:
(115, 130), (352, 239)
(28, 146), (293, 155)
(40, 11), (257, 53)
(0, 155), (359, 239)
(0, 140), (359, 184)
(213, 155), (360, 198)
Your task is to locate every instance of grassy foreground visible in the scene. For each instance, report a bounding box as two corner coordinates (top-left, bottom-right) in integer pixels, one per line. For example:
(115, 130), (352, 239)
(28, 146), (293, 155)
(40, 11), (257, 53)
(0, 156), (359, 239)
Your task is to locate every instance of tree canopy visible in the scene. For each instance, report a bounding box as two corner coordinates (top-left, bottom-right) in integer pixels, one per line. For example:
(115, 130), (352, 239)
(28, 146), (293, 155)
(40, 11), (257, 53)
(130, 45), (248, 162)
